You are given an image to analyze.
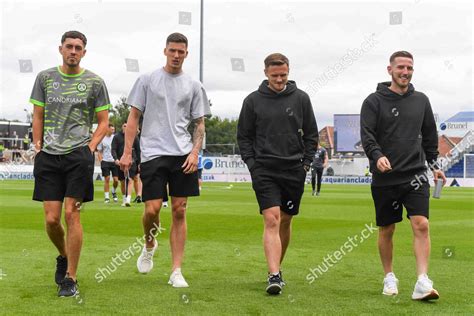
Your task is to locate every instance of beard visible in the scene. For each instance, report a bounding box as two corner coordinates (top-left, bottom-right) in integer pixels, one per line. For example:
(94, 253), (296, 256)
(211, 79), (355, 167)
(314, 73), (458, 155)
(392, 74), (411, 88)
(64, 57), (80, 67)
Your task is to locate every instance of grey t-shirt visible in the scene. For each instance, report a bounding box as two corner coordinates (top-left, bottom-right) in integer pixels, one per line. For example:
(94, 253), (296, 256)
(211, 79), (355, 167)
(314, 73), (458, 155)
(127, 68), (211, 163)
(97, 134), (115, 162)
(30, 66), (111, 154)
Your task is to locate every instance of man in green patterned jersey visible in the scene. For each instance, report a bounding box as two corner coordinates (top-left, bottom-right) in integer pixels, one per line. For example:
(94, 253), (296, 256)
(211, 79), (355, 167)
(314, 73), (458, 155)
(29, 31), (110, 297)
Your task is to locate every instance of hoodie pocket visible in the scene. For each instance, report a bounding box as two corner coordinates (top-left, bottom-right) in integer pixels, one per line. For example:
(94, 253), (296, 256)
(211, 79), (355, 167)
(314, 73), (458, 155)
(381, 138), (424, 172)
(262, 133), (303, 157)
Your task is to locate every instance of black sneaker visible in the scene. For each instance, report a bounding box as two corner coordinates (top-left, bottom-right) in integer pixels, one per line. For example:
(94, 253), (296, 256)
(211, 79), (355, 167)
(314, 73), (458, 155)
(112, 192), (118, 202)
(135, 196), (142, 203)
(280, 270), (286, 286)
(55, 256), (68, 285)
(58, 277), (79, 297)
(266, 273), (282, 295)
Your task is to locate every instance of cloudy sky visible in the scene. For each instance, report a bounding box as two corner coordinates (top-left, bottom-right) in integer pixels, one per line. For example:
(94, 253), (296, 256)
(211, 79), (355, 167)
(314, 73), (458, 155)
(1, 0), (472, 128)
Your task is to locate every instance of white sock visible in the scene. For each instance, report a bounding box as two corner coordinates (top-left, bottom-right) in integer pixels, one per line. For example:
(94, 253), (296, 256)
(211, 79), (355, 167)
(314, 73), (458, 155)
(105, 192), (109, 199)
(126, 195), (131, 203)
(386, 272), (396, 278)
(111, 187), (116, 194)
(418, 273), (428, 280)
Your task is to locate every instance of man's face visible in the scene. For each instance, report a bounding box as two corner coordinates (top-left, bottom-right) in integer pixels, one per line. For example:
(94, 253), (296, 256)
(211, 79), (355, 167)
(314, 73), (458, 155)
(164, 42), (188, 71)
(59, 38), (86, 67)
(264, 64), (289, 92)
(387, 57), (414, 89)
(107, 126), (115, 135)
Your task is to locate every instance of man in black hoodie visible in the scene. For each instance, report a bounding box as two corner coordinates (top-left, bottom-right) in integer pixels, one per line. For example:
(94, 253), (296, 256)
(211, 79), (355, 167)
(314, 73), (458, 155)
(237, 53), (318, 295)
(112, 122), (140, 207)
(360, 51), (446, 301)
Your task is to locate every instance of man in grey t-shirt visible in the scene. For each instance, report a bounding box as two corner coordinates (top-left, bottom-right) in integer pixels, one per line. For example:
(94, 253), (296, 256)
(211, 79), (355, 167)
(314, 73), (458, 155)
(119, 32), (211, 288)
(97, 124), (119, 203)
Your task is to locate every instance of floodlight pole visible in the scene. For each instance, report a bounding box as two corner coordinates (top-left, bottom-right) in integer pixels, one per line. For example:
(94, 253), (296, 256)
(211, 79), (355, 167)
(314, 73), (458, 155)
(200, 0), (207, 150)
(199, 0), (204, 84)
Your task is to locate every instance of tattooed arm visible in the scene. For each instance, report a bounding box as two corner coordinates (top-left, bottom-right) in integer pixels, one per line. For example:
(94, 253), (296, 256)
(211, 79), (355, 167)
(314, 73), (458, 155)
(182, 117), (205, 174)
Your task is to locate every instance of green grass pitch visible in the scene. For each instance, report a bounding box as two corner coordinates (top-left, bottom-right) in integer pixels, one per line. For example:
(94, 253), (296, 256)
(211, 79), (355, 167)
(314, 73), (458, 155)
(0, 180), (473, 315)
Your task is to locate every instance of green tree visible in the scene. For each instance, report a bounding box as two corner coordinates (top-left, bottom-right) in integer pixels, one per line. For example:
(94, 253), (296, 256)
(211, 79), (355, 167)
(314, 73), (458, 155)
(204, 116), (239, 155)
(109, 96), (130, 132)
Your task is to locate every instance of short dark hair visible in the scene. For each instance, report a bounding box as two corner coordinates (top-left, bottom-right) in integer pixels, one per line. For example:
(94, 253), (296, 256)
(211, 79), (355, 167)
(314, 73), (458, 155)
(166, 32), (188, 47)
(389, 51), (413, 63)
(61, 31), (87, 47)
(264, 53), (289, 68)
(108, 123), (114, 128)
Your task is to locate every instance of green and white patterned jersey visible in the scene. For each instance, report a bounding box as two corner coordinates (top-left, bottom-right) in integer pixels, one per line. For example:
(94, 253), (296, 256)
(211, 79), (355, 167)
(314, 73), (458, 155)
(30, 66), (111, 155)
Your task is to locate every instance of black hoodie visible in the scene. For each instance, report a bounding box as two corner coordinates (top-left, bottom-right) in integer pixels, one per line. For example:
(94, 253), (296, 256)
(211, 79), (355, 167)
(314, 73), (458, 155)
(111, 132), (141, 165)
(360, 82), (439, 186)
(237, 80), (319, 170)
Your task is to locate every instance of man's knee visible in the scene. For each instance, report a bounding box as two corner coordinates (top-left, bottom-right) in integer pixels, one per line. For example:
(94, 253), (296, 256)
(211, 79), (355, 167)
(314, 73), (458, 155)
(144, 201), (160, 218)
(379, 224), (395, 237)
(411, 216), (429, 234)
(263, 208), (280, 230)
(172, 200), (187, 221)
(45, 214), (61, 227)
(280, 212), (292, 228)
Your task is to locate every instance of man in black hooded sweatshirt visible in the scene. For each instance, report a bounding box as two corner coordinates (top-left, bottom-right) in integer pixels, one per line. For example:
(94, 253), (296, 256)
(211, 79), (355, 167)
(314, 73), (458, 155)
(360, 51), (446, 301)
(237, 53), (318, 295)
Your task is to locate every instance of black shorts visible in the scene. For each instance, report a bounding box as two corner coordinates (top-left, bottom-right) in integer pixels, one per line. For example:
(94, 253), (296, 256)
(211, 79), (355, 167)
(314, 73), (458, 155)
(101, 161), (118, 177)
(140, 154), (199, 202)
(250, 163), (306, 216)
(371, 180), (430, 227)
(33, 146), (95, 202)
(197, 168), (202, 180)
(118, 163), (137, 181)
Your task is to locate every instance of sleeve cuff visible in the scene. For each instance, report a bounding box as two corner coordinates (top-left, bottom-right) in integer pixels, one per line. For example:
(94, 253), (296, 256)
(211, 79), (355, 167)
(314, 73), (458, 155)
(371, 150), (384, 162)
(95, 104), (111, 112)
(427, 158), (440, 170)
(245, 158), (256, 171)
(30, 99), (45, 107)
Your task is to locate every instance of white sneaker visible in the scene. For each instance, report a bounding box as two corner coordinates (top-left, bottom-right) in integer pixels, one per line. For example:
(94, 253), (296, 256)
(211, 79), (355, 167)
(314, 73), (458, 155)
(168, 268), (189, 288)
(163, 201), (168, 208)
(382, 272), (399, 295)
(412, 275), (439, 300)
(137, 241), (157, 274)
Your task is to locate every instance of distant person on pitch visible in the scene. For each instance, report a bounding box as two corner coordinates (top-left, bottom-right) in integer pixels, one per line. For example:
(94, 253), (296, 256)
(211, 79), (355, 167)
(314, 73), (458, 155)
(360, 51), (446, 301)
(120, 32), (211, 288)
(310, 143), (328, 196)
(29, 30), (110, 297)
(112, 123), (140, 207)
(133, 127), (143, 204)
(98, 124), (119, 203)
